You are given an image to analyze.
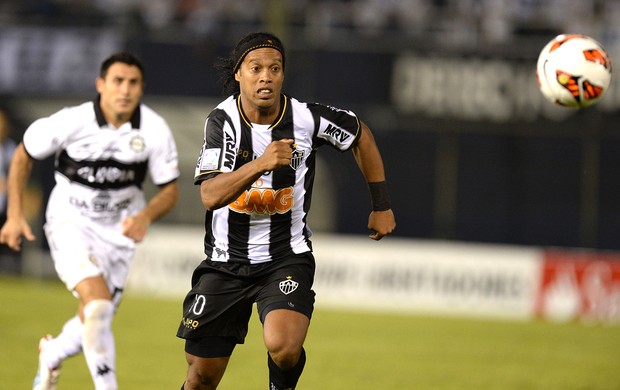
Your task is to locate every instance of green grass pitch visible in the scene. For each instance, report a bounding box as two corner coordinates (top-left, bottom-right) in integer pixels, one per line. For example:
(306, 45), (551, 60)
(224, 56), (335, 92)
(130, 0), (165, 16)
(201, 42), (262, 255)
(1, 274), (619, 389)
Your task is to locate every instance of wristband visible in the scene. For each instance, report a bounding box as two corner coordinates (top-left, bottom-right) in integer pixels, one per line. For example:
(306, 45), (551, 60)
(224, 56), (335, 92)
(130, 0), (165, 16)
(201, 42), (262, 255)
(368, 181), (391, 211)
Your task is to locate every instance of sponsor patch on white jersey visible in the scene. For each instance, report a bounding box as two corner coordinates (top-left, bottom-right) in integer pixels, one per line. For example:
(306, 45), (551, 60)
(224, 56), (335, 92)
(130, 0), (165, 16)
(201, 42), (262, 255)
(318, 118), (355, 149)
(201, 148), (221, 171)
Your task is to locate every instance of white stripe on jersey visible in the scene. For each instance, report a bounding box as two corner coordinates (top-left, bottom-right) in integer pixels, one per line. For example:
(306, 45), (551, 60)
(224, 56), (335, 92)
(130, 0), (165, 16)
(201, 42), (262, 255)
(195, 94), (361, 264)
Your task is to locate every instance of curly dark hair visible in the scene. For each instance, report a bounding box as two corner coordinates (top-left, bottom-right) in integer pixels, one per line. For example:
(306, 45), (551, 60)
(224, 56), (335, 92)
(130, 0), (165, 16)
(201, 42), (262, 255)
(215, 32), (285, 96)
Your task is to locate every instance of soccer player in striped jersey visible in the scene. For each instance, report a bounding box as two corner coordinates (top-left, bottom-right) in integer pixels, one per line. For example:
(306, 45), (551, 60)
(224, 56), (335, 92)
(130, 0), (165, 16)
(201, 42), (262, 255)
(177, 32), (395, 390)
(0, 53), (180, 390)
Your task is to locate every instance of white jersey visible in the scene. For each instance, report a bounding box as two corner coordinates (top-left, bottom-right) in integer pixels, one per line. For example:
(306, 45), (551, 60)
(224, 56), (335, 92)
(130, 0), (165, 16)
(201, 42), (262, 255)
(195, 94), (361, 264)
(23, 98), (180, 248)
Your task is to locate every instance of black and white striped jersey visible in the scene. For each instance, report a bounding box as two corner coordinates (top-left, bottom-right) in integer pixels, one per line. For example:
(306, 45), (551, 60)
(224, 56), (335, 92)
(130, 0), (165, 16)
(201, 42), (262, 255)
(195, 94), (361, 264)
(23, 97), (180, 247)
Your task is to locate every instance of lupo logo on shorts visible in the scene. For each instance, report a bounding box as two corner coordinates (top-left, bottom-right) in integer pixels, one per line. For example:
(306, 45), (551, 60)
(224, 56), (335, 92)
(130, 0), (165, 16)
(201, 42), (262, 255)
(279, 276), (299, 295)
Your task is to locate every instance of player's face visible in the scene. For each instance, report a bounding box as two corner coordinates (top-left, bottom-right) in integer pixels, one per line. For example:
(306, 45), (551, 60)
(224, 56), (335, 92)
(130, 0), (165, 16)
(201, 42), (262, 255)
(235, 48), (284, 115)
(96, 62), (144, 127)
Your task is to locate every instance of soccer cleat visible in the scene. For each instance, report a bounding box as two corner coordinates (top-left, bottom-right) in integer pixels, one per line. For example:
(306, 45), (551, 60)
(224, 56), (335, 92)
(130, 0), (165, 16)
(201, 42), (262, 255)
(33, 335), (61, 390)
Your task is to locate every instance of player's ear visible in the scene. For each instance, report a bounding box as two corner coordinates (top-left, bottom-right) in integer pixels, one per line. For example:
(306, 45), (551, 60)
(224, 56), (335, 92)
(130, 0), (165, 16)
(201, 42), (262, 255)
(95, 77), (105, 93)
(234, 70), (241, 82)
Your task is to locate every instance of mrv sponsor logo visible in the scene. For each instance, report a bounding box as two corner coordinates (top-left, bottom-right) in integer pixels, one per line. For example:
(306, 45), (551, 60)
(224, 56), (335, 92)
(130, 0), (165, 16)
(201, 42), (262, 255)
(322, 123), (352, 144)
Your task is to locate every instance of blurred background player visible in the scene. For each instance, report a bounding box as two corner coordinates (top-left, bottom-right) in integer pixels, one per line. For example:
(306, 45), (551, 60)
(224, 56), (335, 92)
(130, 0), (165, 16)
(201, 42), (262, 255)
(0, 107), (18, 268)
(0, 53), (180, 390)
(177, 32), (395, 390)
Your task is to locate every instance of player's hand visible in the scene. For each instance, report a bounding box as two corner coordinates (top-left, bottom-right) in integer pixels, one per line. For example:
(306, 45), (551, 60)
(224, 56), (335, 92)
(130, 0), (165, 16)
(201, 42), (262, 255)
(368, 209), (395, 241)
(122, 212), (150, 243)
(259, 139), (295, 171)
(0, 217), (36, 251)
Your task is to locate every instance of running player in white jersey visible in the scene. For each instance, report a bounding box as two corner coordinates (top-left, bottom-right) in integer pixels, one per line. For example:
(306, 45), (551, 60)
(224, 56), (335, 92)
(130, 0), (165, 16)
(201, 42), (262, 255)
(177, 32), (396, 390)
(0, 52), (180, 390)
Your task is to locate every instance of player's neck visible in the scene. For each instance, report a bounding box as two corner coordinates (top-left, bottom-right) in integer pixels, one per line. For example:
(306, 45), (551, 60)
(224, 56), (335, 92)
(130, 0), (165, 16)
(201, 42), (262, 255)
(104, 111), (131, 129)
(239, 96), (280, 126)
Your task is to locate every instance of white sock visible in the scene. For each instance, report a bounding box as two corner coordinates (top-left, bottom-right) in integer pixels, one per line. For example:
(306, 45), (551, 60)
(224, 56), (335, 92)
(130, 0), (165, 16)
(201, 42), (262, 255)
(82, 299), (117, 390)
(44, 315), (83, 369)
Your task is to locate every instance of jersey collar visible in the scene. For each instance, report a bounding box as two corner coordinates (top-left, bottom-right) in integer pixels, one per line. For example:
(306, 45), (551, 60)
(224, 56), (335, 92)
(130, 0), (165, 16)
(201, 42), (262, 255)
(93, 95), (142, 130)
(236, 94), (287, 130)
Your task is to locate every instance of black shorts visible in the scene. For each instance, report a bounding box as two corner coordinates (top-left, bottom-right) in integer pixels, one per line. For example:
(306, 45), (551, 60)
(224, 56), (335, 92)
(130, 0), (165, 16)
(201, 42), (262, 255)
(176, 252), (316, 357)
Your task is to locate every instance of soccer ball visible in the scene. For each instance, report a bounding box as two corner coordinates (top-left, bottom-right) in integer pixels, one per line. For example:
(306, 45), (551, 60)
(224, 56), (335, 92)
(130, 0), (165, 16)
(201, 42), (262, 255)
(536, 34), (612, 108)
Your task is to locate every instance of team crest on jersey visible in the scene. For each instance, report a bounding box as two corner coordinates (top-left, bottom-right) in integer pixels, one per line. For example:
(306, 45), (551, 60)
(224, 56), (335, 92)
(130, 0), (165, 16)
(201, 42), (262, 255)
(129, 135), (145, 152)
(88, 254), (99, 266)
(290, 146), (305, 170)
(279, 276), (299, 295)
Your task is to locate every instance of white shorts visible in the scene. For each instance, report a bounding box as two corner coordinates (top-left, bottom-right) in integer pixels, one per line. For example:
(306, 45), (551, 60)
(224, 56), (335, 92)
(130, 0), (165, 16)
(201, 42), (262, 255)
(44, 219), (134, 305)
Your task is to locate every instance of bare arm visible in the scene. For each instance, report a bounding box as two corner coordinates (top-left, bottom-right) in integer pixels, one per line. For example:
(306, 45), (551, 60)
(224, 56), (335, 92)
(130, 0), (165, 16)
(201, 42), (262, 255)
(200, 139), (295, 210)
(122, 180), (180, 243)
(0, 143), (36, 251)
(352, 122), (396, 240)
(353, 122), (387, 183)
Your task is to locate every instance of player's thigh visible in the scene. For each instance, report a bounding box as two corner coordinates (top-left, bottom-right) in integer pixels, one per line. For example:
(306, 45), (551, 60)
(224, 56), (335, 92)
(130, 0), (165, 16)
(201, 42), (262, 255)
(45, 220), (101, 290)
(178, 262), (255, 343)
(45, 219), (131, 304)
(75, 275), (112, 303)
(263, 309), (310, 353)
(256, 254), (315, 353)
(256, 253), (316, 323)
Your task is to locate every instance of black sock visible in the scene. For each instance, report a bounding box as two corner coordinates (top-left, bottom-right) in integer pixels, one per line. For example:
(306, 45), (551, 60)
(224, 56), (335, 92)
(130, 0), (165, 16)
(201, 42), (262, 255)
(268, 348), (306, 390)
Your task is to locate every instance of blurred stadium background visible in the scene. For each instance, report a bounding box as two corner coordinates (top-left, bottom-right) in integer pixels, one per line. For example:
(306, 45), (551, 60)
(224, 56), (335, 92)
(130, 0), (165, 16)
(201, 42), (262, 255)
(1, 0), (620, 365)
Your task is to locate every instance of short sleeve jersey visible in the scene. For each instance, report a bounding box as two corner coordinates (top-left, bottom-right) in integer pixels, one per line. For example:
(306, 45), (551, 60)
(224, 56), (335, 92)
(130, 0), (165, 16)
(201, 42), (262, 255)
(23, 98), (180, 246)
(194, 94), (361, 264)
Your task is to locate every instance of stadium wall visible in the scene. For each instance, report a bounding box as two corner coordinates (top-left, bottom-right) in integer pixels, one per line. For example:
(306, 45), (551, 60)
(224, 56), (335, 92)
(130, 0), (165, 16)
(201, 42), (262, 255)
(128, 225), (620, 324)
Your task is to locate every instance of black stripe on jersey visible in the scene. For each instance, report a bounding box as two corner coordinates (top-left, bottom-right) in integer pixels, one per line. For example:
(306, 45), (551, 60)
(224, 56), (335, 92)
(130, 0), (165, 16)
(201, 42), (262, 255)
(301, 148), (316, 244)
(56, 150), (147, 190)
(307, 103), (361, 151)
(206, 108), (237, 174)
(269, 98), (296, 258)
(199, 107), (250, 261)
(94, 98), (107, 127)
(225, 106), (254, 262)
(269, 95), (288, 129)
(203, 109), (230, 150)
(200, 109), (232, 261)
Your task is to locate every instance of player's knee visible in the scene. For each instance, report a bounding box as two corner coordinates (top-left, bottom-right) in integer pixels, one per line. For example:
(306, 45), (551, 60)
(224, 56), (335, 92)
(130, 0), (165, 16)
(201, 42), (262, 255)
(184, 356), (227, 390)
(185, 367), (219, 390)
(83, 299), (114, 324)
(263, 309), (309, 369)
(264, 331), (304, 369)
(184, 374), (218, 390)
(268, 345), (303, 371)
(82, 299), (114, 344)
